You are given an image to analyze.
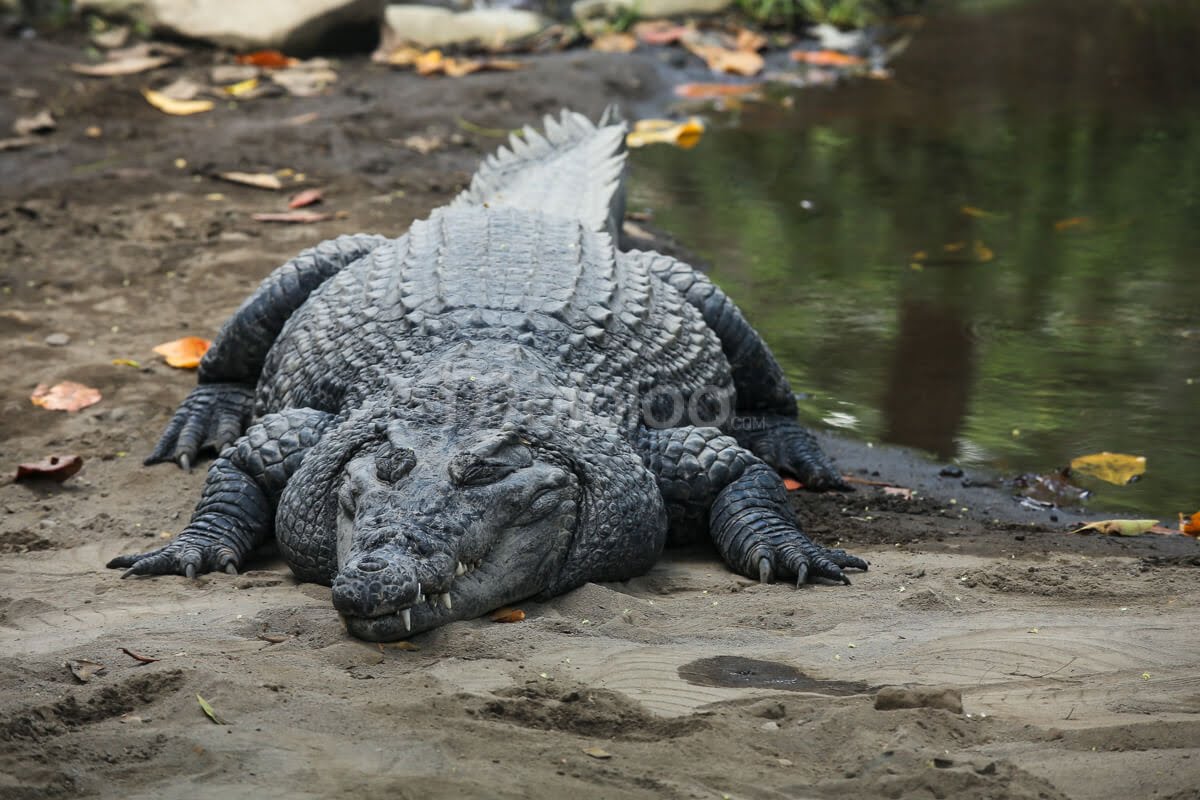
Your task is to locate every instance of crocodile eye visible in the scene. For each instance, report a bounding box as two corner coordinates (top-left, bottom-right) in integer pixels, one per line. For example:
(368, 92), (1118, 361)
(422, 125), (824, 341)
(375, 448), (415, 483)
(448, 442), (533, 487)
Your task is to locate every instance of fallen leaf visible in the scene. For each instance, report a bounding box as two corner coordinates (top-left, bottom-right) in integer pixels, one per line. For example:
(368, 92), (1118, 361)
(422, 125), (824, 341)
(385, 46), (424, 67)
(218, 171), (283, 190)
(120, 647), (159, 664)
(626, 118), (705, 150)
(491, 608), (525, 623)
(1054, 216), (1091, 232)
(686, 43), (763, 76)
(142, 88), (213, 116)
(111, 358), (141, 368)
(783, 477), (803, 491)
(196, 693), (228, 724)
(14, 110), (56, 136)
(401, 134), (443, 154)
(153, 336), (211, 369)
(70, 55), (173, 77)
(882, 486), (914, 500)
(90, 24), (130, 50)
(222, 77), (260, 96)
(1071, 519), (1160, 537)
(1070, 452), (1146, 485)
(257, 633), (292, 644)
(15, 454), (83, 483)
(673, 82), (763, 100)
(235, 50), (298, 69)
(156, 77), (205, 101)
(590, 32), (637, 53)
(287, 188), (323, 209)
(1179, 512), (1200, 537)
(582, 747), (613, 759)
(961, 205), (999, 218)
(270, 64), (339, 97)
(790, 49), (866, 67)
(67, 659), (106, 683)
(31, 381), (102, 412)
(734, 28), (767, 52)
(973, 240), (995, 263)
(252, 211), (332, 224)
(633, 20), (692, 45)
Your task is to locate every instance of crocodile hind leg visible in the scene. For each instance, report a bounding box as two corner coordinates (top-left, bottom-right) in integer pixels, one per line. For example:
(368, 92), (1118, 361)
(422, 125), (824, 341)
(114, 409), (334, 576)
(637, 426), (866, 584)
(147, 234), (387, 468)
(624, 250), (849, 491)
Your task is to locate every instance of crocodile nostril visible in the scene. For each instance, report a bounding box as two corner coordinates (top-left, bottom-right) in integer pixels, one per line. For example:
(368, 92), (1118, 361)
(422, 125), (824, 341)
(356, 557), (387, 573)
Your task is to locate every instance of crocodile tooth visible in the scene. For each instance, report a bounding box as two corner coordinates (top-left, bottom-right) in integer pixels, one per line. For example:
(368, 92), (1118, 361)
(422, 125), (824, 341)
(456, 561), (466, 576)
(401, 609), (412, 632)
(440, 593), (452, 610)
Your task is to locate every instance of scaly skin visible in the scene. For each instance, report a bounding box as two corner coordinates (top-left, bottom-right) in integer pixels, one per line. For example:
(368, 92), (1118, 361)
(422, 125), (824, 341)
(109, 110), (866, 640)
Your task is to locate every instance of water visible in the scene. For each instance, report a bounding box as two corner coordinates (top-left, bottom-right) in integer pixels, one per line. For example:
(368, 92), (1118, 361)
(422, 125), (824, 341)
(630, 0), (1200, 518)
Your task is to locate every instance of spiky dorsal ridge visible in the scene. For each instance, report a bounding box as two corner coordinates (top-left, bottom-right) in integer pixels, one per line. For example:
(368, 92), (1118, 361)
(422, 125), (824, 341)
(450, 108), (628, 236)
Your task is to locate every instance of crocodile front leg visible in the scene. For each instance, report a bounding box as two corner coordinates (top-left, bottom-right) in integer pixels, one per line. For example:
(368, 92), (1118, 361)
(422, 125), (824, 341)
(113, 408), (334, 577)
(147, 234), (387, 468)
(637, 425), (866, 585)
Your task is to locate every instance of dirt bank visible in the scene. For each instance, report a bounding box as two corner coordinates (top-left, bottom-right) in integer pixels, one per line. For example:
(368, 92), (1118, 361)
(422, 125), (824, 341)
(1, 34), (1198, 800)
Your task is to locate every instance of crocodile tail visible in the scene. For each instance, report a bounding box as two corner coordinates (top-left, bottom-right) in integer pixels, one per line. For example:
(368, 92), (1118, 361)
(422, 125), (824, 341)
(450, 108), (628, 237)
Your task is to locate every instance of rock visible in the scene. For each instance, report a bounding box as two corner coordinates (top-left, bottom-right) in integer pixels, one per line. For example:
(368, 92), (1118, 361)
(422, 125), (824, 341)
(382, 5), (547, 49)
(77, 0), (386, 54)
(572, 0), (731, 22)
(44, 332), (70, 346)
(874, 685), (963, 713)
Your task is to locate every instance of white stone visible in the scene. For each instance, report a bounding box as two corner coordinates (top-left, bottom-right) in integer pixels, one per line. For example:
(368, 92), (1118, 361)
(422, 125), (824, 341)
(77, 0), (386, 53)
(383, 5), (547, 49)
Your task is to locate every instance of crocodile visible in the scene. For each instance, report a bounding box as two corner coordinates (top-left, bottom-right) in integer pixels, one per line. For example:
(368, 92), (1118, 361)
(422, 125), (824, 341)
(108, 109), (867, 640)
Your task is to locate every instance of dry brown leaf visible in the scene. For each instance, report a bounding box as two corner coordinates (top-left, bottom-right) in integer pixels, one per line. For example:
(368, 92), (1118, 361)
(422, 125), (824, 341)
(219, 171), (283, 191)
(401, 134), (443, 154)
(288, 188), (323, 209)
(120, 647), (160, 664)
(14, 110), (55, 136)
(582, 747), (613, 759)
(252, 211), (332, 224)
(153, 336), (211, 369)
(270, 65), (338, 97)
(633, 20), (692, 45)
(590, 32), (638, 53)
(90, 24), (130, 49)
(686, 44), (763, 76)
(70, 56), (172, 77)
(67, 659), (106, 683)
(1071, 519), (1160, 537)
(142, 88), (214, 116)
(31, 381), (102, 412)
(734, 28), (768, 52)
(15, 454), (83, 483)
(882, 486), (914, 500)
(491, 608), (525, 623)
(257, 633), (292, 644)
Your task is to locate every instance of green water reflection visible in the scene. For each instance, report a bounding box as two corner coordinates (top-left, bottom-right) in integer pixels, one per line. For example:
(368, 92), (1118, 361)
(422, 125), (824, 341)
(630, 0), (1200, 517)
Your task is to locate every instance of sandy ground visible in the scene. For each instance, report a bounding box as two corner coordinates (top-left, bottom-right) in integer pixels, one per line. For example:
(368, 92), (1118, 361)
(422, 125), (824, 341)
(2, 34), (1200, 800)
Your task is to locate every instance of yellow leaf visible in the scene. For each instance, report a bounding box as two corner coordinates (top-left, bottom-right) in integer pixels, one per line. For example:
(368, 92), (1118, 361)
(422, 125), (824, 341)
(223, 77), (259, 96)
(961, 205), (994, 218)
(1069, 452), (1146, 485)
(153, 336), (211, 369)
(582, 746), (613, 759)
(626, 118), (705, 150)
(31, 381), (102, 411)
(142, 88), (214, 116)
(1071, 519), (1159, 537)
(973, 240), (994, 262)
(218, 171), (283, 190)
(111, 358), (141, 368)
(196, 693), (227, 724)
(1054, 216), (1091, 232)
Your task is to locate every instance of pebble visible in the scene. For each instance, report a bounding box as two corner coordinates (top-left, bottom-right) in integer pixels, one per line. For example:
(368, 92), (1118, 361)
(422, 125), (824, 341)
(44, 332), (70, 346)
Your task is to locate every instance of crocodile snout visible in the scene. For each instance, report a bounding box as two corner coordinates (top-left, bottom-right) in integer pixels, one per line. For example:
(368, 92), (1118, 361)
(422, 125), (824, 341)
(331, 554), (420, 623)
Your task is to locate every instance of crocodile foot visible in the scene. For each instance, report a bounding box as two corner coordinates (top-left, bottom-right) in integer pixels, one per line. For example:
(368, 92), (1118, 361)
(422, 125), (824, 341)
(107, 532), (243, 578)
(734, 416), (852, 492)
(145, 383), (255, 469)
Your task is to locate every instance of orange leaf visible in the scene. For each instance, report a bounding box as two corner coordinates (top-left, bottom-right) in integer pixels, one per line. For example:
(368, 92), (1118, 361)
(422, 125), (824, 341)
(1180, 512), (1200, 537)
(673, 82), (762, 100)
(235, 50), (297, 69)
(790, 49), (866, 67)
(15, 453), (84, 482)
(30, 381), (101, 411)
(782, 477), (803, 491)
(153, 336), (211, 369)
(734, 28), (767, 53)
(288, 188), (323, 209)
(491, 608), (525, 623)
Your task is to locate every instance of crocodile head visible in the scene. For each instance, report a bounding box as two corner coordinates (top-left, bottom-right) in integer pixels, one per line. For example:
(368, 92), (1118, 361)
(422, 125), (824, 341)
(326, 424), (581, 641)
